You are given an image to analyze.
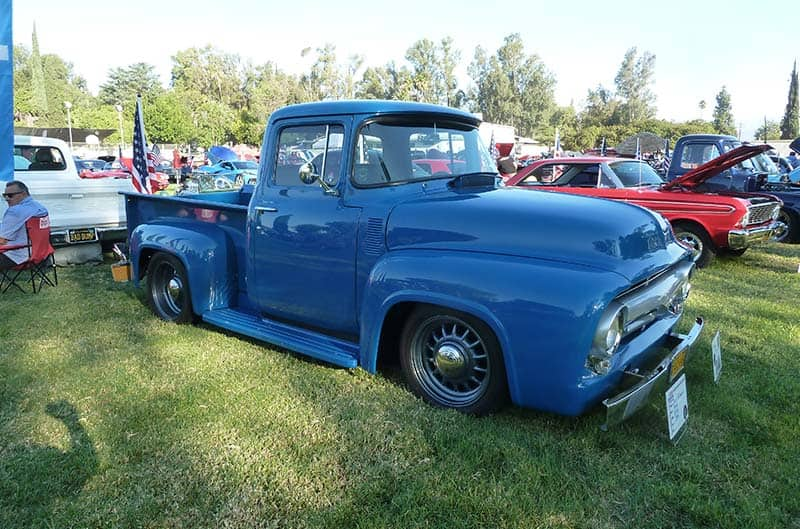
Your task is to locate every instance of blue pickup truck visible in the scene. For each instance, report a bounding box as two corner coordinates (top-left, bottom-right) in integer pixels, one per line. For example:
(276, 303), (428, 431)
(666, 134), (800, 243)
(124, 100), (704, 427)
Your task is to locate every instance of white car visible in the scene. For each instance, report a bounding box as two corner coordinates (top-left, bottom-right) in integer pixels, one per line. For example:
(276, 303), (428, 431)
(9, 135), (135, 248)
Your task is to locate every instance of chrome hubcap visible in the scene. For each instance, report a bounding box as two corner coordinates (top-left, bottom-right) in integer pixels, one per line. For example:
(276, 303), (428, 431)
(435, 344), (468, 379)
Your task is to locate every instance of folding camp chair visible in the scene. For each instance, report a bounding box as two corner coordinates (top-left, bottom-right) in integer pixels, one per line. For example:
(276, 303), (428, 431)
(0, 215), (58, 293)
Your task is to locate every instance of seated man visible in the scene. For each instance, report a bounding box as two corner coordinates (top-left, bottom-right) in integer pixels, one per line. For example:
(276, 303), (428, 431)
(0, 181), (49, 270)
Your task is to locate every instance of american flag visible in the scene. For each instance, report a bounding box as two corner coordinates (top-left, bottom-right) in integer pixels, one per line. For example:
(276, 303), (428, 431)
(131, 96), (156, 194)
(489, 130), (500, 159)
(662, 139), (671, 173)
(600, 137), (607, 157)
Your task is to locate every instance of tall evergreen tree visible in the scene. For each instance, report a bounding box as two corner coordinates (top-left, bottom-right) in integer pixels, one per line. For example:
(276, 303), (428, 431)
(613, 47), (657, 124)
(712, 86), (736, 135)
(780, 61), (799, 139)
(29, 23), (48, 119)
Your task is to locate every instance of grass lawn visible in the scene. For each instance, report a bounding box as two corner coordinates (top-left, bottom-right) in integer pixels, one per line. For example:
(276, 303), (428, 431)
(1, 243), (798, 528)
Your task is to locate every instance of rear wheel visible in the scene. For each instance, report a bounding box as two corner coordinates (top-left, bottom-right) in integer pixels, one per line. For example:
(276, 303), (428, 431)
(673, 222), (714, 268)
(400, 306), (508, 415)
(147, 253), (194, 323)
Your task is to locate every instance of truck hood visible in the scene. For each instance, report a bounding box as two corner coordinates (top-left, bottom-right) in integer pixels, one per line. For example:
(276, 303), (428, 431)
(662, 144), (770, 190)
(790, 137), (800, 154)
(385, 187), (687, 282)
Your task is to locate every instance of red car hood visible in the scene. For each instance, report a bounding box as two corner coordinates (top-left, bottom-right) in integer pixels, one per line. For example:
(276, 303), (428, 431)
(662, 144), (771, 190)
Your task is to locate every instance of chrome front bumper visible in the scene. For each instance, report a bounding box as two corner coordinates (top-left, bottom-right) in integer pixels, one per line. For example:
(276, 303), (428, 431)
(601, 317), (704, 430)
(728, 222), (779, 249)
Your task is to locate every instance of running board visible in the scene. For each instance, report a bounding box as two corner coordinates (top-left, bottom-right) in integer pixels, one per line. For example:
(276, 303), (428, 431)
(202, 308), (359, 368)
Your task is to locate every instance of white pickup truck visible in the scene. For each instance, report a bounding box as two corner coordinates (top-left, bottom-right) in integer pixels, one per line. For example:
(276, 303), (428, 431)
(9, 135), (134, 255)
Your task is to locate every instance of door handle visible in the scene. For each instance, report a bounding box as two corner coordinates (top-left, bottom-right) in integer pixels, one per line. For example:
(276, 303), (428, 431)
(70, 194), (85, 199)
(255, 206), (278, 213)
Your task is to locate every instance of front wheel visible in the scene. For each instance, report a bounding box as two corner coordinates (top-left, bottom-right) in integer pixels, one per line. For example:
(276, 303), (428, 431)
(400, 306), (508, 415)
(673, 223), (715, 268)
(146, 253), (194, 323)
(774, 209), (798, 243)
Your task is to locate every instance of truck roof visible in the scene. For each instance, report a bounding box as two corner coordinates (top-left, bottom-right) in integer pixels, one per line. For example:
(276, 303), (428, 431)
(677, 133), (737, 141)
(269, 100), (481, 126)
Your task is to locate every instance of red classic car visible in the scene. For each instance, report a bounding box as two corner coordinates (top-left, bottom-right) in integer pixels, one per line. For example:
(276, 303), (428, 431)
(79, 158), (169, 191)
(504, 145), (782, 267)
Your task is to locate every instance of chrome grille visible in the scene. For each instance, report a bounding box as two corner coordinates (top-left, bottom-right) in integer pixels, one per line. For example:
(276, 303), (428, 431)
(746, 201), (779, 226)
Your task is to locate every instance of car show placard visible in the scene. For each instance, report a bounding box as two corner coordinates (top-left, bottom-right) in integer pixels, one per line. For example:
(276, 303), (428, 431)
(712, 331), (722, 384)
(666, 374), (688, 443)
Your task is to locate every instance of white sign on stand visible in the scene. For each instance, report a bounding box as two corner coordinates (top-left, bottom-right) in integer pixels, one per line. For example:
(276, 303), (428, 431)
(666, 374), (689, 443)
(712, 331), (722, 384)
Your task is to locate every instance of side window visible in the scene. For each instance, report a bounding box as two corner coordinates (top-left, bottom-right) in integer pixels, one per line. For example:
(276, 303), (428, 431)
(274, 124), (344, 188)
(13, 146), (67, 171)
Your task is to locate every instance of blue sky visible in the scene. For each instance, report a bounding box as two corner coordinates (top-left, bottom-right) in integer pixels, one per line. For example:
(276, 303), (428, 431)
(10, 0), (799, 140)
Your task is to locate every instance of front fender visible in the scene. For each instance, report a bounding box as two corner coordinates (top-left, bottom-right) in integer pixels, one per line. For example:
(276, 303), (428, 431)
(358, 250), (629, 410)
(130, 220), (238, 313)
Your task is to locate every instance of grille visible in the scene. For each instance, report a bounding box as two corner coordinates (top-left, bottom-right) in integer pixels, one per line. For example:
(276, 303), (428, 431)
(746, 202), (779, 226)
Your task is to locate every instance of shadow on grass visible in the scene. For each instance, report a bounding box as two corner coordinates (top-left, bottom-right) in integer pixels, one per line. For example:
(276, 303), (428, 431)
(0, 400), (98, 522)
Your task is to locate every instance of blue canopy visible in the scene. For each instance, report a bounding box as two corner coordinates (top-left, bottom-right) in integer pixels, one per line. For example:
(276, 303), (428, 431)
(208, 145), (238, 164)
(0, 0), (12, 183)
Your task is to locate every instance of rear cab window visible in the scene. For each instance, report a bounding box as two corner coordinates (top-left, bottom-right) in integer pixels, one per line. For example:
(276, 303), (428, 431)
(14, 145), (67, 171)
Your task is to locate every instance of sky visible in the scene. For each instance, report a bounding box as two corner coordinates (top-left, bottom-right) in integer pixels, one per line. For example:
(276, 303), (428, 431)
(10, 0), (799, 141)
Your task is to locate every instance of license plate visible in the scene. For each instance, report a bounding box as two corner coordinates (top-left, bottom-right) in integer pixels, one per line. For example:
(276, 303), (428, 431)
(669, 348), (687, 382)
(67, 228), (98, 243)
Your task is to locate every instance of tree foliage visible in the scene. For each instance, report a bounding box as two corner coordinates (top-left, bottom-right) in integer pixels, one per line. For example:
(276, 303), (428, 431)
(468, 33), (556, 138)
(614, 47), (657, 124)
(754, 120), (781, 142)
(98, 63), (163, 107)
(712, 86), (736, 135)
(780, 61), (799, 139)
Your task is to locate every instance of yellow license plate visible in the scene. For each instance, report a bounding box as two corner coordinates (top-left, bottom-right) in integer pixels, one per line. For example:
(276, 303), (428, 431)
(669, 348), (687, 382)
(68, 228), (98, 243)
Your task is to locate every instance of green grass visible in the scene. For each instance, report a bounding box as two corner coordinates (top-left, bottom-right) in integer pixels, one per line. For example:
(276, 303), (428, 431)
(1, 244), (799, 528)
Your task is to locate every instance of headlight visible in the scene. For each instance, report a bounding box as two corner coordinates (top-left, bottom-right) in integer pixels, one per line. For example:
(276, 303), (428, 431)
(772, 206), (780, 221)
(588, 305), (624, 375)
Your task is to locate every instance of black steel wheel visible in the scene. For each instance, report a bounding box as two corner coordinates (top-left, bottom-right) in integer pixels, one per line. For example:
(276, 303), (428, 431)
(400, 306), (508, 415)
(147, 253), (194, 323)
(673, 222), (714, 268)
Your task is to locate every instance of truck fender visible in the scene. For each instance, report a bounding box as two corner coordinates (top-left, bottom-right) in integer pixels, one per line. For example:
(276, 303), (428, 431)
(129, 222), (237, 314)
(357, 251), (628, 407)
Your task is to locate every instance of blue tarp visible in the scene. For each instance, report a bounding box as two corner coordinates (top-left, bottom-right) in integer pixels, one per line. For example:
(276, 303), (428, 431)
(0, 0), (11, 183)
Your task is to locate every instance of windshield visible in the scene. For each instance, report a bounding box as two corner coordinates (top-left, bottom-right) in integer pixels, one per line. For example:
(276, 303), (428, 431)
(232, 161), (258, 170)
(351, 119), (496, 186)
(750, 153), (779, 174)
(609, 160), (664, 186)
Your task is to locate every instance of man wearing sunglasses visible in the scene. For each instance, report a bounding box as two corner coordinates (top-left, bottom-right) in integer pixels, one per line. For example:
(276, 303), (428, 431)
(0, 181), (48, 270)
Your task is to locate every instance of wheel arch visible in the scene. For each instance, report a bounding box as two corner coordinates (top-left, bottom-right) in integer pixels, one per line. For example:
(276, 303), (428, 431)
(130, 223), (238, 314)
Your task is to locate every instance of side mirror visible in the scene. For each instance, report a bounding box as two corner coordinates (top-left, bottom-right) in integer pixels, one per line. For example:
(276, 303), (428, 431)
(298, 162), (318, 184)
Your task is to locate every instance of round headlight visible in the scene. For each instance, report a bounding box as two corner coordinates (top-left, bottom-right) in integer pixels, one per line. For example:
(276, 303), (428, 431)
(605, 317), (622, 355)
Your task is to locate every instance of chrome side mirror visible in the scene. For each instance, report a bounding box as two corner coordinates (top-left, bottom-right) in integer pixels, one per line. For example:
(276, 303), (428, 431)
(298, 162), (318, 185)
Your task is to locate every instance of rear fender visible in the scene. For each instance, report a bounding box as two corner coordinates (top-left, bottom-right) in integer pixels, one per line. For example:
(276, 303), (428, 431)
(130, 222), (237, 313)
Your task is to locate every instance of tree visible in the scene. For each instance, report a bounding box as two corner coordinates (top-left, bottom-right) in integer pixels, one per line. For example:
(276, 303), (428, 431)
(780, 61), (799, 139)
(613, 47), (657, 124)
(300, 44), (341, 101)
(712, 86), (736, 135)
(439, 37), (461, 107)
(171, 46), (244, 109)
(580, 84), (621, 126)
(98, 63), (164, 107)
(754, 120), (781, 142)
(406, 38), (440, 103)
(468, 33), (556, 138)
(356, 63), (414, 100)
(30, 24), (48, 121)
(698, 100), (706, 119)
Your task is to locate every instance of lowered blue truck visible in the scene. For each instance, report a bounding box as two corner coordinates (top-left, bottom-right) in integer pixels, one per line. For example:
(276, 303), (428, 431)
(124, 101), (704, 427)
(666, 134), (800, 243)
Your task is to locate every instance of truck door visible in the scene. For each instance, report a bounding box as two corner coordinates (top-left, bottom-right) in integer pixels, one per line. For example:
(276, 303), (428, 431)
(249, 122), (361, 335)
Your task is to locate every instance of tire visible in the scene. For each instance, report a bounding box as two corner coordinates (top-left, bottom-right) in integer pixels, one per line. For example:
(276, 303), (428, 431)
(146, 253), (194, 323)
(672, 222), (715, 268)
(400, 306), (508, 415)
(774, 208), (798, 244)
